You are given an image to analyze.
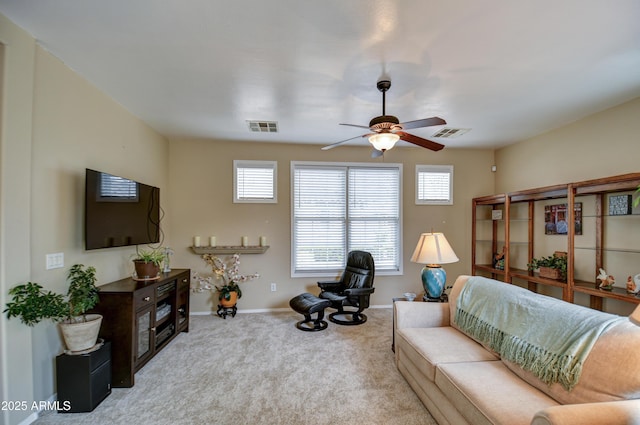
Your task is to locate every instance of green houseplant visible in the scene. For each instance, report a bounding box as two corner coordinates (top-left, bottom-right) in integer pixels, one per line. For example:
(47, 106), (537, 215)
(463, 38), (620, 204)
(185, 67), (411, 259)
(132, 248), (165, 279)
(4, 264), (102, 352)
(527, 252), (568, 281)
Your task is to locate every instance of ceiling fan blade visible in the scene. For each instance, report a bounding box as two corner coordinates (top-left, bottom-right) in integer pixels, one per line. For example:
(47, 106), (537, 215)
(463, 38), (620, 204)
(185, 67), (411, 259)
(339, 123), (372, 130)
(400, 117), (446, 130)
(397, 131), (445, 151)
(321, 134), (369, 150)
(371, 149), (383, 158)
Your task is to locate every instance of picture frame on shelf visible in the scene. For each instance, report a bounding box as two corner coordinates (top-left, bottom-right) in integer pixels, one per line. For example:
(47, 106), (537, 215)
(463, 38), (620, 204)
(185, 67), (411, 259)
(544, 203), (582, 235)
(608, 194), (632, 216)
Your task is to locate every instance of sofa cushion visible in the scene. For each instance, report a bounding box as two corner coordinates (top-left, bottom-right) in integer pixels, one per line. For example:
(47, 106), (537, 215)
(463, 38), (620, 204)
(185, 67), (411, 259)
(503, 320), (640, 405)
(396, 327), (499, 382)
(436, 361), (559, 425)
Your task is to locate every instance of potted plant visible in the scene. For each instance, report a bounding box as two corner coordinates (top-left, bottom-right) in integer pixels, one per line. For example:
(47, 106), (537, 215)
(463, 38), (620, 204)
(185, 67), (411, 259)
(3, 264), (102, 352)
(192, 253), (259, 308)
(527, 251), (568, 281)
(132, 248), (165, 280)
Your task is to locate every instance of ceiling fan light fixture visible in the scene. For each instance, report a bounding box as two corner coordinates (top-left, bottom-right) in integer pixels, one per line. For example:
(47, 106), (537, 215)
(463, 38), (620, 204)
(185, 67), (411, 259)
(369, 132), (400, 151)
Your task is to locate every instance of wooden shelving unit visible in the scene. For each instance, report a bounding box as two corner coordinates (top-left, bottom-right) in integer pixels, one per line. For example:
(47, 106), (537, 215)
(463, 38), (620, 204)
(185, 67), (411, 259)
(190, 246), (269, 255)
(472, 172), (640, 311)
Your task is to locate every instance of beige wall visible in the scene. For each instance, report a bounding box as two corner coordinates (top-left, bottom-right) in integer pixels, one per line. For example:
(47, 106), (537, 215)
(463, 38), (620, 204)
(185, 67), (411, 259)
(169, 138), (495, 313)
(495, 97), (640, 193)
(0, 13), (37, 425)
(1, 13), (170, 422)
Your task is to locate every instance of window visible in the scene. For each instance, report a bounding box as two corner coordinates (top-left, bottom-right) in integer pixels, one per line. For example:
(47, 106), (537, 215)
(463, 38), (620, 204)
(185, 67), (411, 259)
(234, 160), (277, 203)
(416, 165), (453, 205)
(291, 162), (402, 276)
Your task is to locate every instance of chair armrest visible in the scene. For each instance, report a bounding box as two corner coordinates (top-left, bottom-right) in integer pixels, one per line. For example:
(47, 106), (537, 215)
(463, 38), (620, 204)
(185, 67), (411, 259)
(394, 301), (450, 330)
(531, 400), (640, 425)
(318, 281), (343, 292)
(344, 287), (374, 296)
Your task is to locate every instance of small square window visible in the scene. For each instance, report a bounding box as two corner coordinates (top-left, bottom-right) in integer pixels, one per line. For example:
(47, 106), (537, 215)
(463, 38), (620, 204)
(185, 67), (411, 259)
(416, 165), (453, 205)
(234, 160), (277, 203)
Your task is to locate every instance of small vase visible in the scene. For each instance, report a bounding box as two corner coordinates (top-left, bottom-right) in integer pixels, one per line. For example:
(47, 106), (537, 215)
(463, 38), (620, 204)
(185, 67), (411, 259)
(220, 291), (238, 307)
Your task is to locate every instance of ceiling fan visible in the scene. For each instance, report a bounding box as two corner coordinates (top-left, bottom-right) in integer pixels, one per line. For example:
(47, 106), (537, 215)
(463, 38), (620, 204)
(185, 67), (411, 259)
(322, 79), (446, 156)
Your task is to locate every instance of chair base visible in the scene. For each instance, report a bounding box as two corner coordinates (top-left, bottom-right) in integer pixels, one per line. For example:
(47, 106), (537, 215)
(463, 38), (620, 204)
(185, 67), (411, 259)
(295, 318), (329, 332)
(328, 311), (368, 326)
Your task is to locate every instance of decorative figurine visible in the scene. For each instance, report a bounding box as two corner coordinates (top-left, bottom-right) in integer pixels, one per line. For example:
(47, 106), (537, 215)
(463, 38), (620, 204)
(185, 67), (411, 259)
(626, 276), (640, 294)
(493, 246), (506, 271)
(632, 274), (640, 295)
(597, 268), (615, 291)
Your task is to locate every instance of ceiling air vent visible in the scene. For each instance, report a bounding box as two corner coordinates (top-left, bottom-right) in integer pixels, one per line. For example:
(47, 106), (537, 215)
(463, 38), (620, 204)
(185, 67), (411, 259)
(247, 120), (278, 133)
(431, 128), (470, 138)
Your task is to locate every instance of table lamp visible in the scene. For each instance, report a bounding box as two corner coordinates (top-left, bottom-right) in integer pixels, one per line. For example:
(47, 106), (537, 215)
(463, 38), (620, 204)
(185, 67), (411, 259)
(410, 232), (459, 301)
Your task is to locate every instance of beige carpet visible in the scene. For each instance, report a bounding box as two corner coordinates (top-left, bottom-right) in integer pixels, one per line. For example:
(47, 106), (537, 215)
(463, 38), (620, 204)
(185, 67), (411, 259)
(35, 308), (436, 425)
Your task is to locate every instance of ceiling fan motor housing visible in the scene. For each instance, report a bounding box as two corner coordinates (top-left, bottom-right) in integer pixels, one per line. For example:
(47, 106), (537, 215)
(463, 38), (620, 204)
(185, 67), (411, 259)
(369, 115), (400, 129)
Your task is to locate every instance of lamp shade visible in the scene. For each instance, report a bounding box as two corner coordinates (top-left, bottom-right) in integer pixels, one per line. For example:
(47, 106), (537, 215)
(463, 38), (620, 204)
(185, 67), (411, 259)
(410, 232), (459, 265)
(369, 132), (400, 151)
(630, 304), (640, 326)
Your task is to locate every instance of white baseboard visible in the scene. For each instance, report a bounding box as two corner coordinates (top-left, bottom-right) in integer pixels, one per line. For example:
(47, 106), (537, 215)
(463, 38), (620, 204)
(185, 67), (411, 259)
(17, 393), (57, 425)
(190, 304), (392, 315)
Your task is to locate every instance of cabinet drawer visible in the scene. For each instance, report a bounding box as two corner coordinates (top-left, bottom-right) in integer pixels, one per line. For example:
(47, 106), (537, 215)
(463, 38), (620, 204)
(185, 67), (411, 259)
(134, 286), (154, 311)
(178, 273), (190, 290)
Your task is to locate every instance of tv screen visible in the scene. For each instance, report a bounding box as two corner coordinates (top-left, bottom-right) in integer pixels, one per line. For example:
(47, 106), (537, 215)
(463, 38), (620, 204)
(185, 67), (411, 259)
(85, 169), (160, 250)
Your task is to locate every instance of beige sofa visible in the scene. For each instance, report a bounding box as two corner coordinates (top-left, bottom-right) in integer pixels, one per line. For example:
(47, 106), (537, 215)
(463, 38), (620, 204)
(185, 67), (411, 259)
(394, 275), (640, 425)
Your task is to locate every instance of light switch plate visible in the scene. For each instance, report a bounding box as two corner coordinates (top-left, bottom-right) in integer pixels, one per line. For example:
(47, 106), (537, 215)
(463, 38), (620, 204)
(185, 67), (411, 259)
(46, 253), (64, 270)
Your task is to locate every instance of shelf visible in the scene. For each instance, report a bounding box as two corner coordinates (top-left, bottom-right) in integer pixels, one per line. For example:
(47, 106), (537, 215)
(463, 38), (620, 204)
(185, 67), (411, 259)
(573, 281), (640, 304)
(472, 172), (640, 312)
(191, 246), (269, 255)
(509, 268), (567, 288)
(474, 264), (506, 276)
(575, 247), (640, 254)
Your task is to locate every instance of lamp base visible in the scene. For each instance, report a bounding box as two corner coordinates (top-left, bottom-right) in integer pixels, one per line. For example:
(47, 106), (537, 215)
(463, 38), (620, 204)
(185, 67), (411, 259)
(421, 265), (447, 301)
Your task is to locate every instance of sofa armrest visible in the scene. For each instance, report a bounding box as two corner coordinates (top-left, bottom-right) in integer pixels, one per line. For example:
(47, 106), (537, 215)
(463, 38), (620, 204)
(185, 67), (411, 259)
(531, 400), (640, 425)
(394, 301), (450, 332)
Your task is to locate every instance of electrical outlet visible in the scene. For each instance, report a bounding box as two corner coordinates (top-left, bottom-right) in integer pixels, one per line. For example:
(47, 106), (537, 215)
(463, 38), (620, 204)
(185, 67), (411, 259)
(270, 283), (277, 292)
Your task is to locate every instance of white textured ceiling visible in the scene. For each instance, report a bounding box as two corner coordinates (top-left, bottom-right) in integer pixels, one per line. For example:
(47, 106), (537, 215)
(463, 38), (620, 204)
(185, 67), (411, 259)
(1, 0), (639, 150)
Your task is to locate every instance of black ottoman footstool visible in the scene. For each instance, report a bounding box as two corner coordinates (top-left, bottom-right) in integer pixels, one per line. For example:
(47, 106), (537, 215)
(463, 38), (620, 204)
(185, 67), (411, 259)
(289, 293), (332, 332)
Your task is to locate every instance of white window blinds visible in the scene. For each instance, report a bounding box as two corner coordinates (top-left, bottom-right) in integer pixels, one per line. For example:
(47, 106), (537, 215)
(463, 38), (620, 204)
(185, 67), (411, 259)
(292, 162), (402, 275)
(416, 165), (453, 205)
(234, 160), (277, 203)
(98, 173), (138, 201)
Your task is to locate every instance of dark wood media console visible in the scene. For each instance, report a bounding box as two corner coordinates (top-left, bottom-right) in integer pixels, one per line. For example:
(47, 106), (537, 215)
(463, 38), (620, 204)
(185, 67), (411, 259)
(92, 269), (190, 387)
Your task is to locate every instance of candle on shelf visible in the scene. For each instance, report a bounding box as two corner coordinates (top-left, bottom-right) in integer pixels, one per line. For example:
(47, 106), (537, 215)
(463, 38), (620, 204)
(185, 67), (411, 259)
(260, 236), (267, 247)
(241, 236), (248, 247)
(209, 236), (217, 247)
(193, 236), (201, 247)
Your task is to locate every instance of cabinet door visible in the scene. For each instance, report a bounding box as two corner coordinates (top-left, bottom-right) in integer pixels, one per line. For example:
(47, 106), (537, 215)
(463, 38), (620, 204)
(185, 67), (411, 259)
(135, 305), (154, 366)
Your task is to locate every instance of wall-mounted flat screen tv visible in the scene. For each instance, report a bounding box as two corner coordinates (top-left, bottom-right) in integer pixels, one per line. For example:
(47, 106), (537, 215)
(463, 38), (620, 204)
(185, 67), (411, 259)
(85, 169), (160, 250)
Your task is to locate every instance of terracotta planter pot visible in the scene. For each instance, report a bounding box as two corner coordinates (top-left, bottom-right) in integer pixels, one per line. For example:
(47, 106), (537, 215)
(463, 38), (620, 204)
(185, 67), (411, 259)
(59, 314), (102, 352)
(220, 291), (238, 307)
(133, 260), (160, 280)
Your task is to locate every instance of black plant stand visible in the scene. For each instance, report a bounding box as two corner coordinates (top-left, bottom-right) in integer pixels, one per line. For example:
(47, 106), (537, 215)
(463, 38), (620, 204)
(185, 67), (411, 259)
(217, 304), (237, 319)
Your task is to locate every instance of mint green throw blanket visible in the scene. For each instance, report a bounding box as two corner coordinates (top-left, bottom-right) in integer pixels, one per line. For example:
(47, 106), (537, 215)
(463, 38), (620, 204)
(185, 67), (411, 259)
(454, 276), (624, 391)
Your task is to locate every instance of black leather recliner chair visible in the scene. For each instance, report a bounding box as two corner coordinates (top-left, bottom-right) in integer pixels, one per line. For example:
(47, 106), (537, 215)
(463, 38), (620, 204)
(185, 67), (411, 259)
(318, 250), (375, 325)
